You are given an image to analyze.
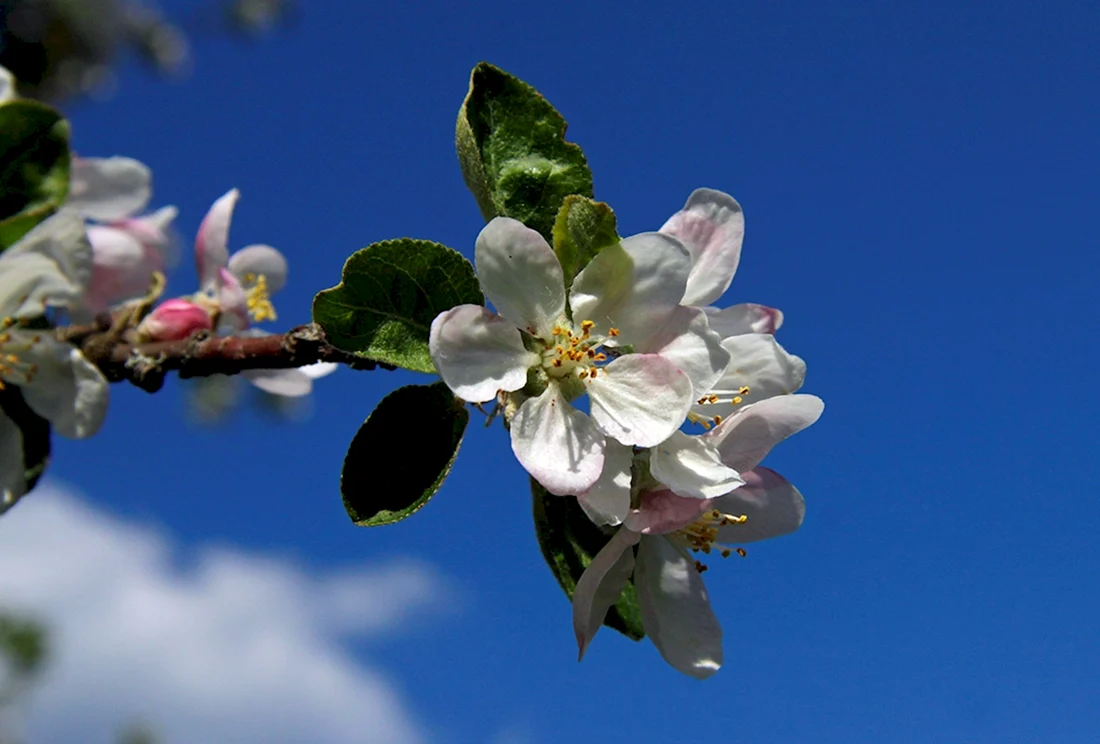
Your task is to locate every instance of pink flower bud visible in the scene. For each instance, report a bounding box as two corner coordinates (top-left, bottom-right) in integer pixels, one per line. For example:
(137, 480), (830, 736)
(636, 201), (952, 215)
(137, 299), (213, 341)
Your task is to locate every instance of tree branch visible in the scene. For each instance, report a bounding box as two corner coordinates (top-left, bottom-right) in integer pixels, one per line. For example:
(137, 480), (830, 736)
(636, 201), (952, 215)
(69, 322), (394, 393)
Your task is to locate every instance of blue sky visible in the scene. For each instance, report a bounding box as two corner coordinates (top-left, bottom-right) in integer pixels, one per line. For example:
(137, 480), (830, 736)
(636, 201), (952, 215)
(3, 1), (1098, 742)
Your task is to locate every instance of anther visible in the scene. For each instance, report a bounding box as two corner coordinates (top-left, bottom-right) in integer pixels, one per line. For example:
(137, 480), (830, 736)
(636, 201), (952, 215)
(736, 548), (747, 557)
(608, 328), (620, 337)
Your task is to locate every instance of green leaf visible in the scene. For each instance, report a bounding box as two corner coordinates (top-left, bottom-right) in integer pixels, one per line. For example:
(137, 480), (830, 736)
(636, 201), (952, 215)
(0, 613), (47, 678)
(552, 195), (620, 288)
(456, 62), (594, 241)
(531, 479), (644, 641)
(312, 238), (483, 373)
(0, 387), (51, 516)
(341, 383), (468, 526)
(0, 100), (71, 251)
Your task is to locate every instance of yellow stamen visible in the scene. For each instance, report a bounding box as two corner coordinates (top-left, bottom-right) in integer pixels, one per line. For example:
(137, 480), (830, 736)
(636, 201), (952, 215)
(244, 274), (278, 322)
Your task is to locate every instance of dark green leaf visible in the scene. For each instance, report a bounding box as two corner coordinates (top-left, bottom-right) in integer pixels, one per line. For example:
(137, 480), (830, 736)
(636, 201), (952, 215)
(0, 386), (51, 516)
(552, 195), (620, 289)
(341, 383), (468, 526)
(0, 100), (71, 250)
(312, 238), (483, 373)
(456, 62), (594, 241)
(531, 479), (644, 641)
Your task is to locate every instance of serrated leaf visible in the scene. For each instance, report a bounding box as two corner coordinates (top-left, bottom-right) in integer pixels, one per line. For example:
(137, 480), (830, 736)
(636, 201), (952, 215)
(531, 479), (644, 641)
(312, 238), (483, 373)
(341, 383), (468, 526)
(0, 387), (51, 517)
(552, 195), (620, 289)
(456, 62), (594, 241)
(0, 100), (71, 251)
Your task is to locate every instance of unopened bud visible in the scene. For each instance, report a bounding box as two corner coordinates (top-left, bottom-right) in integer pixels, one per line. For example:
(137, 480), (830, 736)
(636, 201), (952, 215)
(137, 299), (212, 341)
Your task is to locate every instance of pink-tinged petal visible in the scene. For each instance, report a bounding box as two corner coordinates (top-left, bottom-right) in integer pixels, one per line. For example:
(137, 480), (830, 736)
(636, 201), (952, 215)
(577, 440), (633, 526)
(83, 225), (162, 313)
(228, 244), (288, 293)
(587, 354), (693, 447)
(625, 489), (713, 535)
(636, 536), (723, 679)
(638, 305), (729, 396)
(650, 431), (744, 500)
(573, 527), (640, 660)
(705, 303), (784, 337)
(660, 188), (745, 307)
(68, 156), (151, 222)
(569, 233), (691, 347)
(705, 394), (824, 473)
(429, 305), (538, 403)
(511, 388), (605, 495)
(195, 189), (238, 287)
(215, 268), (250, 332)
(243, 368), (313, 397)
(474, 217), (565, 338)
(136, 298), (212, 341)
(712, 468), (805, 543)
(693, 334), (806, 422)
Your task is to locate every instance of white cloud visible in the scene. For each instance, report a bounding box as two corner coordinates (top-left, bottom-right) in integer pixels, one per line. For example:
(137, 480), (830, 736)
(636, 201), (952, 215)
(0, 483), (444, 744)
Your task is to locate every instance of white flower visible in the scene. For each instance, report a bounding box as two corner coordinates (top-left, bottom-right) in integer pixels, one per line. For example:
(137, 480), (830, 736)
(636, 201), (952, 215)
(194, 189), (288, 330)
(0, 212), (110, 511)
(660, 188), (784, 336)
(572, 394), (823, 678)
(68, 156), (178, 316)
(430, 217), (728, 496)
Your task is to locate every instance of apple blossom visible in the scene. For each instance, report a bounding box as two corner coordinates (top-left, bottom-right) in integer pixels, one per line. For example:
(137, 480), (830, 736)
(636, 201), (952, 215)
(659, 188), (784, 337)
(430, 217), (728, 496)
(573, 393), (823, 678)
(0, 212), (110, 512)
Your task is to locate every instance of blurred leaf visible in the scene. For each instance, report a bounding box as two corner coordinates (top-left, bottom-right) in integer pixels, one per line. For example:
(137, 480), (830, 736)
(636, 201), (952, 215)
(0, 613), (48, 678)
(312, 239), (482, 373)
(531, 479), (644, 641)
(341, 383), (468, 526)
(456, 62), (594, 241)
(0, 387), (51, 516)
(0, 100), (71, 250)
(552, 195), (620, 289)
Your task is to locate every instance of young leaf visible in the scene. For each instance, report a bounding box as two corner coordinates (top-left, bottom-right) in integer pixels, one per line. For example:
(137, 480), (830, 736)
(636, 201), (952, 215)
(0, 100), (71, 251)
(552, 195), (620, 288)
(456, 62), (594, 241)
(531, 479), (644, 641)
(341, 383), (468, 526)
(312, 239), (483, 373)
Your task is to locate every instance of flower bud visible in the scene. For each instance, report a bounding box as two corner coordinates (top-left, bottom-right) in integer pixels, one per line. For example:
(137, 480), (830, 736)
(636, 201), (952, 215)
(137, 299), (212, 342)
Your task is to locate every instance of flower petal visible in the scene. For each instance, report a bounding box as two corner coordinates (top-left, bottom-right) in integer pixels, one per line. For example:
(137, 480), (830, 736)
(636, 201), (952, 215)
(243, 368), (313, 397)
(22, 344), (109, 439)
(0, 412), (26, 516)
(195, 189), (238, 287)
(0, 66), (14, 104)
(637, 305), (729, 396)
(0, 254), (80, 319)
(636, 536), (723, 679)
(587, 354), (693, 447)
(693, 334), (806, 421)
(83, 225), (160, 313)
(704, 303), (784, 337)
(712, 468), (805, 543)
(650, 431), (744, 499)
(3, 210), (93, 299)
(706, 394), (824, 473)
(298, 361), (338, 379)
(511, 388), (605, 495)
(68, 156), (151, 222)
(474, 217), (565, 338)
(660, 188), (745, 307)
(228, 244), (288, 293)
(429, 305), (537, 403)
(569, 233), (691, 347)
(625, 489), (713, 535)
(573, 527), (640, 660)
(215, 268), (251, 332)
(577, 440), (633, 526)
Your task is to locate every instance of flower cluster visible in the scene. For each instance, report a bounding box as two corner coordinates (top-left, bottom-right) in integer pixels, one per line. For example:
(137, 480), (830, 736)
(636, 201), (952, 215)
(430, 188), (822, 678)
